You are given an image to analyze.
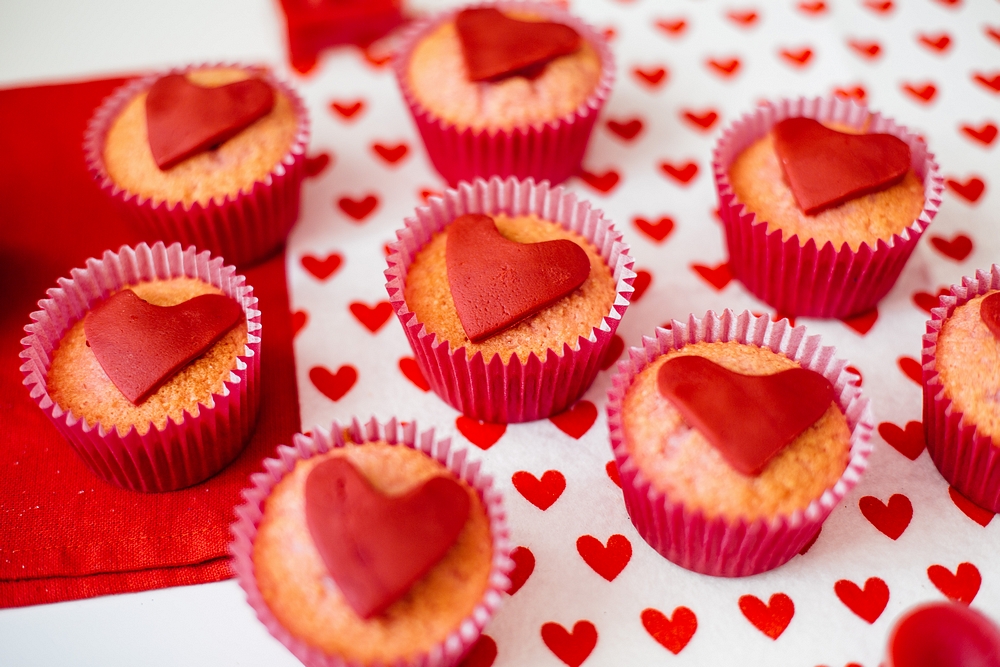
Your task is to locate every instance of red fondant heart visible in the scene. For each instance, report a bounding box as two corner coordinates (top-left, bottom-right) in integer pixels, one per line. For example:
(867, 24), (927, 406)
(455, 8), (581, 82)
(304, 457), (470, 618)
(980, 292), (1000, 339)
(145, 74), (274, 170)
(657, 355), (834, 476)
(772, 117), (911, 215)
(84, 289), (242, 404)
(889, 602), (1000, 667)
(446, 214), (590, 342)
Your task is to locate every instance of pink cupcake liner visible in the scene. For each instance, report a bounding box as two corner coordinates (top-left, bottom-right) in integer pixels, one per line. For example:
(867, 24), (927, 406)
(712, 96), (944, 318)
(229, 416), (513, 667)
(392, 2), (615, 187)
(385, 176), (635, 423)
(19, 241), (261, 493)
(84, 64), (310, 268)
(922, 264), (1000, 513)
(607, 309), (873, 577)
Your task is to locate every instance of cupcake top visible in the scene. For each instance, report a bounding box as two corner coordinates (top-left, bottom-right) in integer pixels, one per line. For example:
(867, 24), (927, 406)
(622, 340), (851, 521)
(405, 7), (602, 132)
(101, 67), (300, 207)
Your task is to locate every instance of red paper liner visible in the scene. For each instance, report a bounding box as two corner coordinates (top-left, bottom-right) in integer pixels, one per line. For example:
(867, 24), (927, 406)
(19, 241), (262, 492)
(230, 416), (513, 667)
(607, 309), (873, 577)
(385, 176), (634, 423)
(84, 64), (310, 268)
(392, 2), (614, 187)
(712, 96), (943, 318)
(922, 264), (1000, 512)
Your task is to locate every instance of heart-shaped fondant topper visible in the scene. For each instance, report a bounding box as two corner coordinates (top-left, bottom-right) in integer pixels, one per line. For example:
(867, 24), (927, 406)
(887, 602), (1000, 667)
(657, 355), (835, 476)
(145, 73), (275, 170)
(445, 213), (591, 343)
(84, 289), (243, 404)
(304, 457), (471, 619)
(772, 117), (911, 215)
(980, 292), (1000, 340)
(455, 8), (582, 82)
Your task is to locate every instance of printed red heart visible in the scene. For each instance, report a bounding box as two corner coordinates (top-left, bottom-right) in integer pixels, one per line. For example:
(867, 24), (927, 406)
(859, 494), (913, 540)
(304, 152), (332, 178)
(707, 57), (741, 76)
(739, 593), (795, 639)
(301, 252), (343, 280)
(330, 99), (365, 119)
(878, 421), (925, 460)
(727, 10), (759, 25)
(918, 33), (951, 52)
(961, 122), (998, 146)
(578, 168), (621, 193)
(507, 546), (535, 595)
(419, 188), (443, 203)
(349, 301), (393, 333)
(550, 400), (598, 439)
(606, 117), (643, 140)
(845, 365), (862, 386)
(659, 160), (699, 184)
(945, 177), (986, 203)
(949, 486), (995, 527)
(988, 25), (1000, 45)
(835, 577), (889, 624)
(888, 602), (1000, 667)
(605, 461), (621, 488)
(398, 357), (430, 392)
(913, 288), (949, 313)
(982, 292), (1000, 339)
(691, 262), (733, 291)
(291, 310), (307, 337)
(512, 470), (566, 510)
(902, 82), (937, 103)
(897, 356), (922, 385)
(633, 66), (668, 87)
(863, 0), (893, 12)
(456, 417), (506, 450)
(834, 85), (867, 102)
(798, 527), (822, 555)
(145, 74), (274, 170)
(799, 1), (827, 13)
(641, 607), (697, 654)
(309, 365), (358, 402)
(83, 290), (243, 404)
(460, 635), (497, 667)
(599, 334), (625, 371)
(682, 109), (719, 130)
(338, 194), (379, 221)
(655, 18), (687, 35)
(659, 356), (834, 476)
(930, 233), (974, 260)
(631, 269), (652, 301)
(372, 142), (409, 164)
(634, 216), (675, 242)
(780, 47), (813, 66)
(840, 308), (879, 335)
(304, 457), (469, 618)
(973, 73), (1000, 93)
(541, 621), (597, 667)
(928, 563), (981, 605)
(847, 39), (881, 59)
(577, 534), (631, 581)
(935, 0), (960, 5)
(601, 26), (616, 41)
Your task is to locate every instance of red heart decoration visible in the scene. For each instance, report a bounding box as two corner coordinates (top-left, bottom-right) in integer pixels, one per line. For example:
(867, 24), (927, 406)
(864, 0), (894, 12)
(739, 593), (795, 640)
(727, 10), (759, 25)
(461, 635), (497, 667)
(835, 577), (889, 623)
(577, 168), (621, 193)
(707, 57), (741, 76)
(549, 400), (597, 439)
(398, 357), (430, 392)
(338, 194), (379, 221)
(455, 416), (507, 450)
(949, 486), (995, 527)
(772, 117), (911, 215)
(834, 85), (867, 102)
(654, 19), (687, 36)
(372, 142), (408, 164)
(974, 72), (1000, 93)
(961, 122), (998, 146)
(691, 262), (733, 291)
(304, 457), (469, 618)
(512, 469), (565, 510)
(930, 233), (974, 260)
(889, 602), (1000, 667)
(634, 216), (675, 243)
(301, 252), (342, 280)
(658, 356), (834, 476)
(840, 308), (879, 335)
(913, 288), (949, 314)
(631, 269), (653, 301)
(928, 563), (982, 605)
(780, 47), (813, 66)
(507, 545), (535, 595)
(903, 82), (938, 103)
(605, 461), (621, 488)
(291, 310), (308, 337)
(878, 421), (925, 460)
(682, 108), (719, 130)
(799, 1), (827, 13)
(897, 356), (922, 385)
(541, 621), (598, 667)
(455, 8), (581, 82)
(919, 33), (952, 52)
(980, 292), (1000, 339)
(946, 177), (986, 203)
(848, 40), (881, 59)
(606, 117), (644, 140)
(84, 289), (242, 404)
(641, 606), (697, 654)
(659, 160), (699, 184)
(446, 214), (590, 342)
(304, 152), (331, 178)
(599, 334), (625, 371)
(633, 66), (668, 87)
(145, 74), (274, 170)
(349, 301), (392, 333)
(309, 365), (358, 402)
(860, 494), (913, 540)
(576, 534), (631, 581)
(330, 99), (364, 119)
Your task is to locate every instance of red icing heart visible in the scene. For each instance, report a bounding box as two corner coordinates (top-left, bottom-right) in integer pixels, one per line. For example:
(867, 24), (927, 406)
(657, 355), (834, 476)
(980, 292), (1000, 339)
(772, 117), (911, 215)
(84, 289), (242, 405)
(888, 603), (1000, 667)
(455, 8), (581, 82)
(304, 457), (470, 619)
(445, 214), (590, 343)
(145, 74), (274, 170)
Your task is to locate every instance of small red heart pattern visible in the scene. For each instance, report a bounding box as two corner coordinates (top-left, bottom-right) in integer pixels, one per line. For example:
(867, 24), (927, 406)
(859, 494), (913, 540)
(541, 621), (597, 667)
(739, 593), (795, 639)
(512, 470), (566, 510)
(576, 534), (632, 581)
(301, 252), (342, 280)
(309, 365), (358, 402)
(549, 400), (598, 439)
(641, 606), (697, 654)
(456, 417), (506, 450)
(338, 194), (379, 221)
(834, 577), (889, 624)
(927, 563), (981, 605)
(507, 546), (535, 595)
(877, 421), (925, 460)
(577, 168), (621, 193)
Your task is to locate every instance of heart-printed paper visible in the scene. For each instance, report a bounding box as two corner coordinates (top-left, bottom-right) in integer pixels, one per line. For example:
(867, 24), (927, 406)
(304, 457), (470, 619)
(657, 355), (834, 476)
(455, 8), (581, 82)
(84, 289), (243, 404)
(772, 117), (911, 215)
(445, 213), (590, 343)
(980, 292), (1000, 339)
(888, 602), (1000, 667)
(145, 73), (274, 170)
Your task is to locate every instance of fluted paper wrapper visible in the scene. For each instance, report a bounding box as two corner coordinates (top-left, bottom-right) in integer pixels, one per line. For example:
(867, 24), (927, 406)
(922, 264), (1000, 513)
(385, 176), (634, 423)
(713, 96), (943, 318)
(85, 64), (309, 268)
(607, 310), (873, 577)
(229, 416), (513, 667)
(393, 2), (614, 187)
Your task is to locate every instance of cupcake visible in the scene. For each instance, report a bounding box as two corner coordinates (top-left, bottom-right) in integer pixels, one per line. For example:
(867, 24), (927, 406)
(19, 241), (261, 492)
(607, 310), (873, 577)
(922, 264), (1000, 512)
(230, 417), (512, 667)
(393, 2), (614, 186)
(885, 602), (1000, 667)
(385, 176), (634, 423)
(85, 64), (309, 267)
(713, 96), (943, 318)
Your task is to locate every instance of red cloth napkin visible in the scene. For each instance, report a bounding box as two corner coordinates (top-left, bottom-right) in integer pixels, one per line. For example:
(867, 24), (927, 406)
(0, 77), (301, 608)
